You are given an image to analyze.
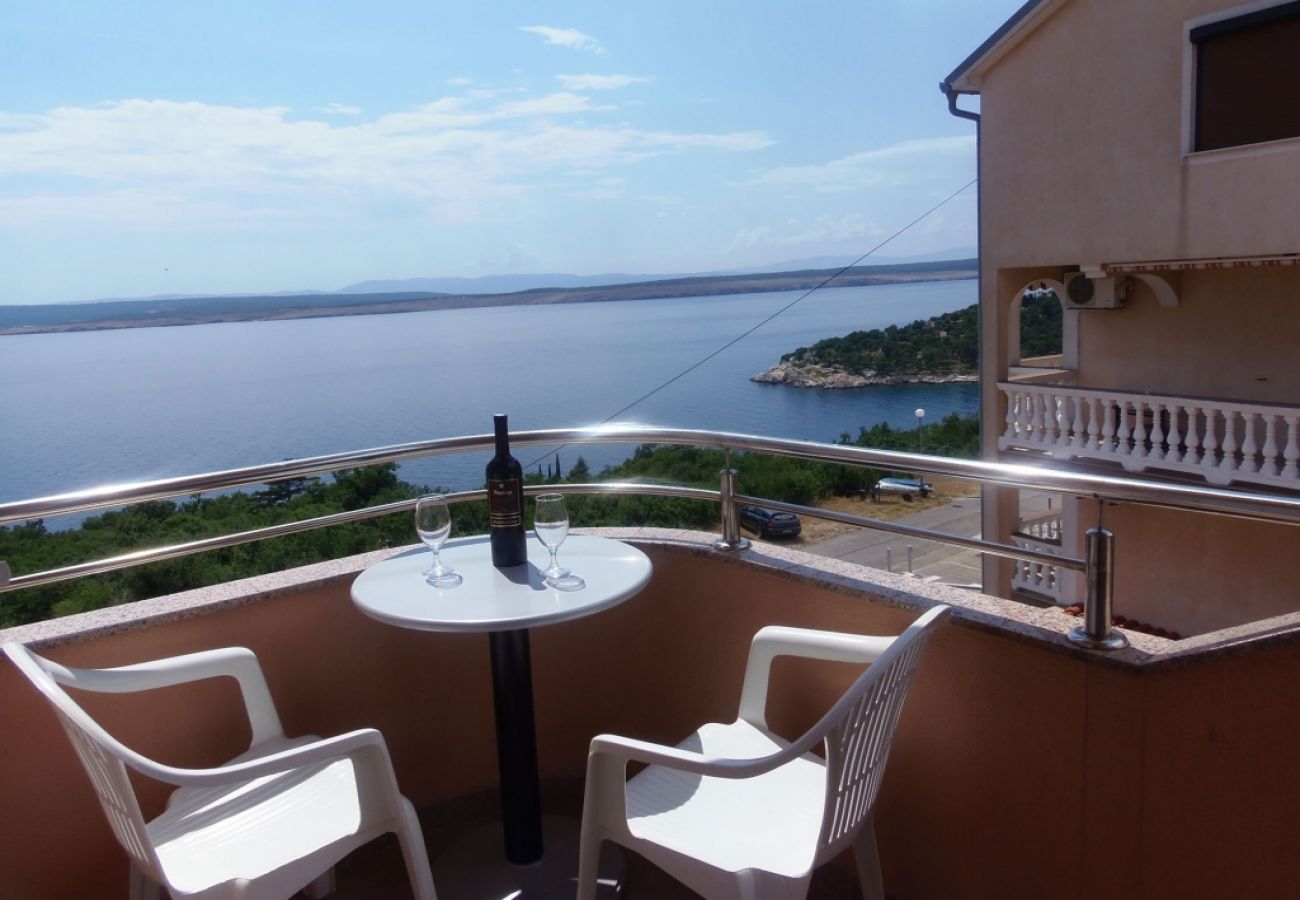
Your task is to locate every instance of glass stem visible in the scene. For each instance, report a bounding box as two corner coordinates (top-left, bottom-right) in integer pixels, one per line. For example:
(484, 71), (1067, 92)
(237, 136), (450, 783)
(430, 547), (441, 572)
(548, 546), (559, 575)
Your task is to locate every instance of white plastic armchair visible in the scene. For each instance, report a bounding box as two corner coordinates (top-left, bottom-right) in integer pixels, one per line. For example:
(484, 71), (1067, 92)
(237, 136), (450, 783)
(3, 642), (436, 900)
(577, 605), (950, 900)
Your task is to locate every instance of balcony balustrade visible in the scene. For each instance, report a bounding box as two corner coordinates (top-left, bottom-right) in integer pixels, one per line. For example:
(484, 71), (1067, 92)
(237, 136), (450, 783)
(1010, 511), (1065, 603)
(999, 383), (1300, 490)
(1, 530), (1297, 900)
(2, 425), (1300, 897)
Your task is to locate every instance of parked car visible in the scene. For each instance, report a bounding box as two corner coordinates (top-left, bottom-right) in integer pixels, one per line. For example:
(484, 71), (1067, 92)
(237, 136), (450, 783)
(873, 477), (934, 501)
(739, 506), (802, 539)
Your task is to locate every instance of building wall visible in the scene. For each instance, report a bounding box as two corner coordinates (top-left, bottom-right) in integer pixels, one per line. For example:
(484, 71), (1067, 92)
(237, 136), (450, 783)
(1077, 267), (1300, 402)
(971, 0), (1300, 627)
(978, 0), (1300, 267)
(1072, 498), (1300, 635)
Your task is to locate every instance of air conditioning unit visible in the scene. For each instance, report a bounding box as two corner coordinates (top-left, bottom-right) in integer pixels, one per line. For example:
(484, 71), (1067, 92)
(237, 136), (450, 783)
(1063, 273), (1128, 309)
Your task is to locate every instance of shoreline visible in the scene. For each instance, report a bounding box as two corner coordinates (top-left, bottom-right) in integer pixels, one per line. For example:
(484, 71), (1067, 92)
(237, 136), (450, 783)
(752, 360), (978, 389)
(0, 265), (976, 337)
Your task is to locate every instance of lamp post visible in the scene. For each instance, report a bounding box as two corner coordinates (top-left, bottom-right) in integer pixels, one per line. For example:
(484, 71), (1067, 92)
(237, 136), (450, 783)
(914, 407), (926, 455)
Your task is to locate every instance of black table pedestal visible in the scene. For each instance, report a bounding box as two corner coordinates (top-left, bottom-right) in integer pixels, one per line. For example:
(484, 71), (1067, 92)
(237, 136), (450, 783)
(488, 628), (543, 864)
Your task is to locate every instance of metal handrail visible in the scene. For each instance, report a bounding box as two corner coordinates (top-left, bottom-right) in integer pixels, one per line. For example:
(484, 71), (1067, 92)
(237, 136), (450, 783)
(6, 424), (1300, 526)
(0, 482), (719, 593)
(733, 494), (1082, 570)
(5, 424), (1300, 649)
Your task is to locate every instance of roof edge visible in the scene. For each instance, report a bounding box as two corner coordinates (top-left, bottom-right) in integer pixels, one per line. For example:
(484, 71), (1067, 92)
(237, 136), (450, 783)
(942, 0), (1069, 94)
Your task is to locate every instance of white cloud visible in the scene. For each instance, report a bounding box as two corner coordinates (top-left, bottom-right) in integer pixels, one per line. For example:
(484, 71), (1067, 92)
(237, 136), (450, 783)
(321, 102), (361, 115)
(446, 76), (473, 86)
(493, 92), (613, 118)
(519, 25), (605, 53)
(557, 74), (650, 91)
(730, 214), (882, 251)
(0, 96), (772, 228)
(753, 135), (975, 193)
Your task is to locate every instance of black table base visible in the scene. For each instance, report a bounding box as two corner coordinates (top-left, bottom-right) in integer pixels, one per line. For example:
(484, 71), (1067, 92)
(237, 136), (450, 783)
(488, 628), (543, 864)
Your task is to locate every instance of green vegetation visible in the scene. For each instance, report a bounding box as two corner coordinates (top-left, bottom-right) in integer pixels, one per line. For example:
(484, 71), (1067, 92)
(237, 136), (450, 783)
(780, 296), (1061, 376)
(1018, 290), (1065, 359)
(1, 414), (980, 627)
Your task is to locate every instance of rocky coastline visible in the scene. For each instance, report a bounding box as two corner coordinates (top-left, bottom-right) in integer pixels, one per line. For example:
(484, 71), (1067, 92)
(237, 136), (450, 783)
(751, 360), (977, 389)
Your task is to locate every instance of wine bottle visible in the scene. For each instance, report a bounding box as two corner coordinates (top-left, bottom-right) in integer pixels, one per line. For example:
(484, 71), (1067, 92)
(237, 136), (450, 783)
(486, 413), (527, 567)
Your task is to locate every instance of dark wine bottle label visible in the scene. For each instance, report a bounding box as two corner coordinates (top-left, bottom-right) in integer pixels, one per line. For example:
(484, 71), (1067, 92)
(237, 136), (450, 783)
(487, 477), (523, 527)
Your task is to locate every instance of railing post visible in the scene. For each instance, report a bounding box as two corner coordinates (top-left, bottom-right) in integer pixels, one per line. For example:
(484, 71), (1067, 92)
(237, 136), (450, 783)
(0, 560), (9, 588)
(1069, 527), (1128, 650)
(712, 466), (750, 551)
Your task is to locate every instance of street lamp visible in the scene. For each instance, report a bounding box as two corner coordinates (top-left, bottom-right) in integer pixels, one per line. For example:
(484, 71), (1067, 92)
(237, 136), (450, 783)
(914, 407), (926, 455)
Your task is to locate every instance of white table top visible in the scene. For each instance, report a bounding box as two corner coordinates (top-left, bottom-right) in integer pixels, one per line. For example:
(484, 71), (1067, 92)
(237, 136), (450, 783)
(351, 534), (652, 633)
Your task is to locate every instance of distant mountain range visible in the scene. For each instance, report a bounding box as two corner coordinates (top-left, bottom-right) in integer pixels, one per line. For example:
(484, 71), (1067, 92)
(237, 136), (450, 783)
(0, 254), (978, 335)
(336, 248), (978, 295)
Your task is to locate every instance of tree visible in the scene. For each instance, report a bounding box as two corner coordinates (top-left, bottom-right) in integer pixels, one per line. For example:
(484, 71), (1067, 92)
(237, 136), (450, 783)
(568, 456), (591, 481)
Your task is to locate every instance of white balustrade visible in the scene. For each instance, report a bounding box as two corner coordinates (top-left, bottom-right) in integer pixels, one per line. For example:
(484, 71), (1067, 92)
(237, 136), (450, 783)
(998, 384), (1300, 490)
(1010, 512), (1065, 602)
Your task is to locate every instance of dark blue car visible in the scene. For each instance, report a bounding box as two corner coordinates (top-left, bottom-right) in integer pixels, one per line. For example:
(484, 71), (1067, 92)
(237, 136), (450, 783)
(739, 506), (802, 539)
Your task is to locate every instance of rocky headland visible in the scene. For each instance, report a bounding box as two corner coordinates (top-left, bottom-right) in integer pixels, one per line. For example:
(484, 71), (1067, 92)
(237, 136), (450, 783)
(752, 360), (977, 389)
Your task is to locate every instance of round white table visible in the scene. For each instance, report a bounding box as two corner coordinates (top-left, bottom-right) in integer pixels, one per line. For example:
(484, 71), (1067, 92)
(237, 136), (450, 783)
(352, 533), (652, 899)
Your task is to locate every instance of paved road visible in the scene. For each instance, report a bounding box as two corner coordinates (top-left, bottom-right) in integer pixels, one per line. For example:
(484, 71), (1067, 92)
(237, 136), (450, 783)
(803, 491), (1060, 586)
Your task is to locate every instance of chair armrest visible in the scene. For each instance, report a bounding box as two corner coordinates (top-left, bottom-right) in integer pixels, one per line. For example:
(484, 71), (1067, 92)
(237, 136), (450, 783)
(129, 728), (395, 790)
(588, 732), (795, 780)
(737, 626), (895, 730)
(46, 647), (284, 744)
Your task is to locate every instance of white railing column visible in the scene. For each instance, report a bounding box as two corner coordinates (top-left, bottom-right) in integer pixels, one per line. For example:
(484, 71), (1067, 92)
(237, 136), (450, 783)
(1201, 406), (1221, 475)
(1261, 415), (1279, 477)
(1283, 416), (1300, 479)
(1085, 397), (1102, 451)
(1165, 403), (1183, 464)
(1239, 412), (1260, 475)
(1220, 409), (1240, 476)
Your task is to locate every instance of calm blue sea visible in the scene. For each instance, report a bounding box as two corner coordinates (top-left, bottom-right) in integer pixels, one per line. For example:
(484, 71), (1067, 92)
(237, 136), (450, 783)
(0, 279), (978, 526)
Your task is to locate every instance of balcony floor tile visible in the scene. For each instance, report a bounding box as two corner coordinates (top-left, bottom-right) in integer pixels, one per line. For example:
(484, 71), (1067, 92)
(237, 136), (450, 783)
(329, 780), (859, 899)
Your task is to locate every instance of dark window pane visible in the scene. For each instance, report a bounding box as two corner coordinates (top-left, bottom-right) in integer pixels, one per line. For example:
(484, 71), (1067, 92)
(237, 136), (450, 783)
(1195, 12), (1300, 151)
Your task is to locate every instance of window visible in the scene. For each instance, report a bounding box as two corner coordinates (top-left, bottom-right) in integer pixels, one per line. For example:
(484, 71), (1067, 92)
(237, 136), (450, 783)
(1191, 1), (1300, 151)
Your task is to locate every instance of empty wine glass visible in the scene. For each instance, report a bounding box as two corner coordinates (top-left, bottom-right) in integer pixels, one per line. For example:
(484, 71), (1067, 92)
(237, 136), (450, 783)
(415, 495), (462, 588)
(533, 493), (584, 591)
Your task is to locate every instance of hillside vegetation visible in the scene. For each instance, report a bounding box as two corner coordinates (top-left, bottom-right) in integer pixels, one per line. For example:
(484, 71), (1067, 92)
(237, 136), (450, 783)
(774, 294), (1061, 379)
(1, 413), (978, 626)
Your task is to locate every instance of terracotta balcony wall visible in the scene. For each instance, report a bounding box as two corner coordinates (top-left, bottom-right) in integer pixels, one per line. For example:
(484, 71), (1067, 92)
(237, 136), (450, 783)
(2, 529), (1297, 900)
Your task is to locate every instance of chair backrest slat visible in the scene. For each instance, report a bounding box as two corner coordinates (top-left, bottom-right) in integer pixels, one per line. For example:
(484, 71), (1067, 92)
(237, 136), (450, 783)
(818, 607), (946, 854)
(4, 643), (159, 872)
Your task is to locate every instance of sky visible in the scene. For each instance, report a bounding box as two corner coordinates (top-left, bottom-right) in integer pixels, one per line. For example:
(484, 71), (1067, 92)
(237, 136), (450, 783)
(0, 1), (1024, 305)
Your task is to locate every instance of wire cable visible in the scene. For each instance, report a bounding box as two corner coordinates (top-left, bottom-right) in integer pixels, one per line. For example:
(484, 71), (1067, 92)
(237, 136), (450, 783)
(524, 176), (978, 470)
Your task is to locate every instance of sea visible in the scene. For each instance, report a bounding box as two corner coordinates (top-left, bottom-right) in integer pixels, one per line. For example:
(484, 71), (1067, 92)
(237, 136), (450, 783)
(0, 279), (979, 527)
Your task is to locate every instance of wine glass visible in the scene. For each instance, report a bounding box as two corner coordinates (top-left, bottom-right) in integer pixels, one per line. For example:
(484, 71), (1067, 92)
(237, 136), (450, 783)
(415, 495), (462, 588)
(533, 494), (584, 591)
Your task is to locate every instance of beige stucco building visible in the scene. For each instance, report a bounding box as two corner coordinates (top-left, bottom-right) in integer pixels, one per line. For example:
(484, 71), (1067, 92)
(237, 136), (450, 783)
(942, 0), (1300, 636)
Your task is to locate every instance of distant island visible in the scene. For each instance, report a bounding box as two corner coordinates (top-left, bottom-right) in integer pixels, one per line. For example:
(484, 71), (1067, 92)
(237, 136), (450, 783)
(755, 294), (1061, 388)
(0, 259), (976, 336)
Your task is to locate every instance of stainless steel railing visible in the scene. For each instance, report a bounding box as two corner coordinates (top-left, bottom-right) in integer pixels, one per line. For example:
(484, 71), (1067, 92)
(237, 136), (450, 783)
(5, 424), (1300, 649)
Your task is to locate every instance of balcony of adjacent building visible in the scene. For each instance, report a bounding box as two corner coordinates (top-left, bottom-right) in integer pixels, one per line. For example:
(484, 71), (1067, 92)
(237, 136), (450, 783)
(997, 382), (1300, 494)
(2, 427), (1299, 900)
(997, 262), (1300, 496)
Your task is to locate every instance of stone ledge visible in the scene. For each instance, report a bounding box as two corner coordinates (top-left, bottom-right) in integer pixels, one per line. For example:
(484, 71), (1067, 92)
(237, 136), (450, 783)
(4, 527), (1296, 670)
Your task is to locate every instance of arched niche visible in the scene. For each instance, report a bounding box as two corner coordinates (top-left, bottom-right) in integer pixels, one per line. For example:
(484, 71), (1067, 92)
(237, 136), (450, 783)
(1006, 278), (1077, 372)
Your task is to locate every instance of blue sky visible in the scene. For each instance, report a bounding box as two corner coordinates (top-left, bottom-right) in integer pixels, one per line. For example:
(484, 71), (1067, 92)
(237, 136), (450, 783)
(1, 1), (1022, 304)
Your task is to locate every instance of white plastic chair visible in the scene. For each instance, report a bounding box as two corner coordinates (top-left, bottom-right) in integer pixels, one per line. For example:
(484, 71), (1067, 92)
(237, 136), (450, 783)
(3, 642), (437, 900)
(576, 605), (950, 900)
